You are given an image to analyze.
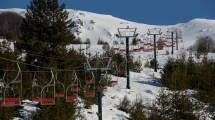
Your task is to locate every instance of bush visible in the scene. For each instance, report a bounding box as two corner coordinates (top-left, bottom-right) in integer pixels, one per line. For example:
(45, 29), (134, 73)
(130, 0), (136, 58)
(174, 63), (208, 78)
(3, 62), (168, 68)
(83, 38), (91, 44)
(128, 98), (147, 120)
(102, 43), (110, 51)
(97, 38), (108, 45)
(0, 107), (16, 120)
(161, 58), (189, 90)
(32, 98), (77, 120)
(149, 89), (202, 120)
(131, 60), (142, 73)
(118, 95), (131, 113)
(192, 36), (215, 56)
(144, 60), (151, 68)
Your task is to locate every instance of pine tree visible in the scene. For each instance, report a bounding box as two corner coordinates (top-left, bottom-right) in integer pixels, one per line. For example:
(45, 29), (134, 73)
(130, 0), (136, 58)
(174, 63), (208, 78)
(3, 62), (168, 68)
(16, 0), (76, 66)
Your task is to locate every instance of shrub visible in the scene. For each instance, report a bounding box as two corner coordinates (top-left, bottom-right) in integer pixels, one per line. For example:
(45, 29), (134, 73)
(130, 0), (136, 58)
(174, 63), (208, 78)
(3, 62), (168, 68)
(118, 95), (131, 113)
(97, 38), (108, 45)
(32, 98), (77, 120)
(0, 107), (16, 120)
(83, 38), (91, 44)
(128, 98), (147, 120)
(144, 60), (151, 68)
(131, 60), (142, 73)
(193, 36), (215, 56)
(149, 90), (202, 120)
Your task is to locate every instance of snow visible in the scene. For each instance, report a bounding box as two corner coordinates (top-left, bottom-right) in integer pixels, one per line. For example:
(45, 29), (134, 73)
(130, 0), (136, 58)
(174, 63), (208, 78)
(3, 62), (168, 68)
(1, 8), (215, 50)
(79, 68), (161, 120)
(13, 100), (39, 120)
(0, 8), (214, 120)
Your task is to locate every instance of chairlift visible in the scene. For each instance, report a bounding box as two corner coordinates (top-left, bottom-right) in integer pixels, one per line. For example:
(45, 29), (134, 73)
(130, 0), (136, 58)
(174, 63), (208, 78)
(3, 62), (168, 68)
(66, 71), (81, 102)
(40, 69), (55, 105)
(109, 62), (118, 85)
(103, 57), (111, 62)
(112, 41), (120, 51)
(133, 47), (140, 52)
(99, 70), (108, 92)
(0, 71), (6, 100)
(166, 37), (172, 39)
(119, 68), (126, 77)
(99, 72), (109, 91)
(139, 45), (144, 51)
(84, 71), (95, 98)
(99, 86), (107, 92)
(99, 70), (110, 91)
(119, 48), (126, 52)
(32, 73), (43, 102)
(112, 47), (120, 51)
(127, 57), (133, 63)
(1, 62), (22, 106)
(54, 72), (65, 97)
(177, 36), (182, 39)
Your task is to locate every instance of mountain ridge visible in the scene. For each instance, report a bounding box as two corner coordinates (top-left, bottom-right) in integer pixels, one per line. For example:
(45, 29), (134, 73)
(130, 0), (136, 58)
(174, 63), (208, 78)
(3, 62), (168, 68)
(1, 8), (215, 49)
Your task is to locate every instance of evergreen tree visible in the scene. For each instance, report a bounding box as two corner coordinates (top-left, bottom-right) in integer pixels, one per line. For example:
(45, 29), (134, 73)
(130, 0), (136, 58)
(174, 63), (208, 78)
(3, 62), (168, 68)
(16, 0), (76, 67)
(128, 98), (147, 120)
(131, 37), (138, 46)
(150, 90), (201, 120)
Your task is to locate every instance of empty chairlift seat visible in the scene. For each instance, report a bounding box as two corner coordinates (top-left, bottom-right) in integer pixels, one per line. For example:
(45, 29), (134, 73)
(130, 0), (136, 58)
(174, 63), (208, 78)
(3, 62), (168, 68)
(55, 72), (65, 97)
(1, 98), (21, 106)
(84, 91), (95, 97)
(66, 71), (81, 102)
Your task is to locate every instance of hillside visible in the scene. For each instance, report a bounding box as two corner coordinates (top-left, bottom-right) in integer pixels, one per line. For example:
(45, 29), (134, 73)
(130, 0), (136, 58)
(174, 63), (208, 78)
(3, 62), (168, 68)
(1, 8), (215, 49)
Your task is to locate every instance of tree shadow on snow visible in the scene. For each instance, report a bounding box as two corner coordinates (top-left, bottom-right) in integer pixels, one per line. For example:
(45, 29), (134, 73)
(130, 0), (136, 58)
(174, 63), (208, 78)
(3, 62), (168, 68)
(134, 78), (161, 87)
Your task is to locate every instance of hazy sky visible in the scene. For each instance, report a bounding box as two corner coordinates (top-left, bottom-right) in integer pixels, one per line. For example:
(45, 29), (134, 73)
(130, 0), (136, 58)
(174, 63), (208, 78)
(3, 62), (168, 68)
(0, 0), (214, 25)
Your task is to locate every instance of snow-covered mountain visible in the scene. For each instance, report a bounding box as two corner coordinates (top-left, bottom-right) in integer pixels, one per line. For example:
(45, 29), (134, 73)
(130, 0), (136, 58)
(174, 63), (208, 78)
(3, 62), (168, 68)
(1, 8), (215, 120)
(1, 8), (215, 49)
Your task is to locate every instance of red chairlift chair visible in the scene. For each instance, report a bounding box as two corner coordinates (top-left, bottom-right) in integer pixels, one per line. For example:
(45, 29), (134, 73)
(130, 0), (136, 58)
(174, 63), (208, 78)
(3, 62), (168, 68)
(133, 48), (140, 52)
(127, 58), (133, 63)
(99, 86), (107, 92)
(54, 72), (65, 97)
(71, 87), (81, 92)
(112, 47), (119, 51)
(0, 72), (5, 100)
(139, 46), (144, 50)
(84, 72), (95, 98)
(99, 70), (110, 91)
(109, 62), (119, 85)
(103, 57), (111, 62)
(112, 41), (120, 51)
(177, 36), (182, 39)
(40, 69), (55, 105)
(31, 73), (43, 102)
(84, 91), (95, 98)
(66, 95), (77, 102)
(119, 48), (126, 52)
(66, 71), (81, 102)
(1, 63), (22, 106)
